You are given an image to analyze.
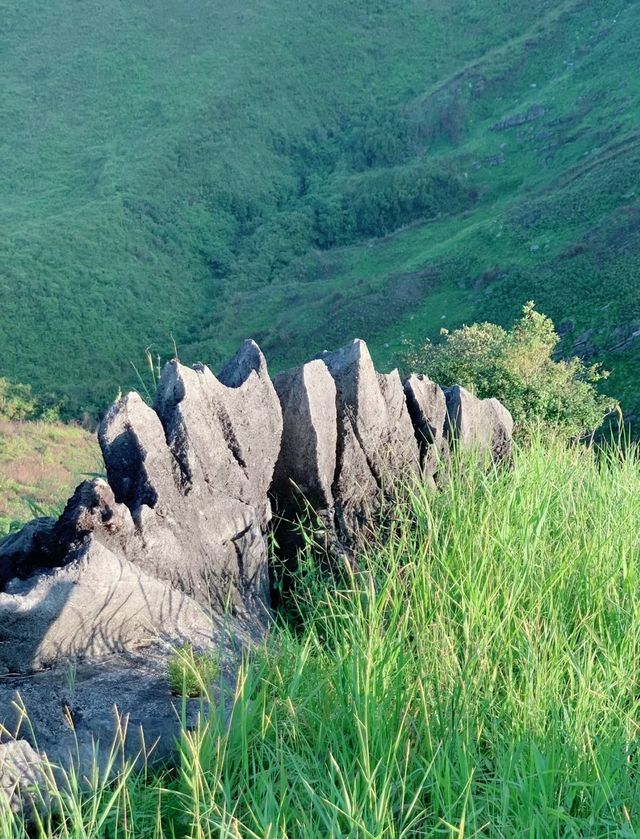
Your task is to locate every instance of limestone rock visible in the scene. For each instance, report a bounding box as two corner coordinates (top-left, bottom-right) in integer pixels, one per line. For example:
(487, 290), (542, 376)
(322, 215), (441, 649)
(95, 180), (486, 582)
(96, 340), (282, 617)
(0, 518), (56, 590)
(0, 650), (242, 782)
(0, 340), (282, 680)
(403, 374), (449, 480)
(272, 340), (420, 553)
(272, 360), (338, 511)
(444, 385), (514, 461)
(321, 340), (419, 542)
(0, 531), (215, 674)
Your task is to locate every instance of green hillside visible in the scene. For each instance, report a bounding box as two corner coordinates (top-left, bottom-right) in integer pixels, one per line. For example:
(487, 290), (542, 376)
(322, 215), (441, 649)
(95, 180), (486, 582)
(2, 0), (639, 418)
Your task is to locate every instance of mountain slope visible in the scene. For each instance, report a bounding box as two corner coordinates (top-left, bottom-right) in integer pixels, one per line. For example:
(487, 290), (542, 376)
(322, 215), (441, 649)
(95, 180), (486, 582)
(1, 0), (639, 417)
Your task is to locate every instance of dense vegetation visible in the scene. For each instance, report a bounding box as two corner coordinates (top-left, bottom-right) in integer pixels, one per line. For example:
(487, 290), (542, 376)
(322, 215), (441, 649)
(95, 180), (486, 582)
(405, 302), (617, 439)
(2, 0), (640, 419)
(4, 437), (640, 835)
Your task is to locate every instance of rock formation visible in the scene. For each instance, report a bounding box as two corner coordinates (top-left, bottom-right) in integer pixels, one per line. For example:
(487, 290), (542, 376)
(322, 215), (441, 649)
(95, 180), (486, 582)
(444, 385), (514, 462)
(0, 336), (513, 786)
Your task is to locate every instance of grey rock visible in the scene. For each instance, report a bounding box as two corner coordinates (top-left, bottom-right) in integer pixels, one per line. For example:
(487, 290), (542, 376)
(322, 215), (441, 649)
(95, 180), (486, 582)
(492, 104), (546, 131)
(403, 374), (449, 481)
(272, 341), (423, 553)
(0, 648), (241, 782)
(321, 340), (419, 544)
(0, 517), (56, 589)
(0, 740), (51, 824)
(0, 340), (282, 679)
(444, 385), (514, 461)
(0, 525), (216, 673)
(97, 341), (281, 617)
(272, 360), (337, 511)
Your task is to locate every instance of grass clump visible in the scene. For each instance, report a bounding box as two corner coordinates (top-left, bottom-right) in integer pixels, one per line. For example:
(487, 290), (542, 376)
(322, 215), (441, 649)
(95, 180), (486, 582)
(166, 645), (219, 699)
(4, 435), (640, 836)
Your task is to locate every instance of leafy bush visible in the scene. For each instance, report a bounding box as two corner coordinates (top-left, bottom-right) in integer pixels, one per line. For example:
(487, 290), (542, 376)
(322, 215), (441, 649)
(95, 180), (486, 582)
(403, 302), (617, 438)
(0, 378), (39, 421)
(0, 377), (60, 422)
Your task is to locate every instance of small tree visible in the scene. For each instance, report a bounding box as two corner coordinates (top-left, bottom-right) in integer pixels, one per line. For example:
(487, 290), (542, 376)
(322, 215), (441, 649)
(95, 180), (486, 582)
(403, 302), (617, 439)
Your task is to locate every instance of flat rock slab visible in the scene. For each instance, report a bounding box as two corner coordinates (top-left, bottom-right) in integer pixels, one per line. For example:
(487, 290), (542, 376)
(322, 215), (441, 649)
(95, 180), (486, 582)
(0, 649), (239, 780)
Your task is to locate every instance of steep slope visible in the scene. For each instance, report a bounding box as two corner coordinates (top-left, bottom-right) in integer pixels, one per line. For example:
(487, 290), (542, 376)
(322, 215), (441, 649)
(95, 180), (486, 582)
(1, 0), (639, 416)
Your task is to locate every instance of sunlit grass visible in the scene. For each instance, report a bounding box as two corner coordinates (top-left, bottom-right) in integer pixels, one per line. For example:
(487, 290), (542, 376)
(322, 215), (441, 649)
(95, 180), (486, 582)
(4, 435), (640, 836)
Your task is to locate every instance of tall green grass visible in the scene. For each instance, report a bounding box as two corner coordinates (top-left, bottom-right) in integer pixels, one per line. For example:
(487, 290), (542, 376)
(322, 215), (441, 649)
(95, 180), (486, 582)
(4, 436), (640, 836)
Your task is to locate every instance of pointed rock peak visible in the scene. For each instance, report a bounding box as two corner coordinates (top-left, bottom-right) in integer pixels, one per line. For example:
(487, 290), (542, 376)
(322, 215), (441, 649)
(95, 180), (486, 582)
(100, 390), (176, 510)
(321, 338), (371, 377)
(154, 359), (198, 414)
(218, 339), (268, 388)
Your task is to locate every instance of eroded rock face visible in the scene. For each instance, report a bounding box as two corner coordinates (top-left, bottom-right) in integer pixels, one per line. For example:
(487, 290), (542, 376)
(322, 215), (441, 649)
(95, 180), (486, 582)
(0, 341), (282, 679)
(272, 360), (338, 512)
(403, 374), (449, 482)
(0, 337), (512, 679)
(444, 385), (514, 461)
(97, 340), (282, 617)
(0, 335), (514, 787)
(273, 340), (420, 553)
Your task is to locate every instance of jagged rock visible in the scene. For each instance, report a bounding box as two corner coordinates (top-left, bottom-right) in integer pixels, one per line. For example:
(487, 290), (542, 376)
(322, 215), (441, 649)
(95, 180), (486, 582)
(0, 517), (56, 590)
(322, 342), (419, 542)
(444, 385), (514, 461)
(97, 340), (282, 617)
(0, 740), (50, 824)
(403, 374), (449, 482)
(0, 516), (215, 674)
(273, 340), (420, 552)
(0, 334), (515, 785)
(0, 341), (281, 680)
(272, 360), (338, 511)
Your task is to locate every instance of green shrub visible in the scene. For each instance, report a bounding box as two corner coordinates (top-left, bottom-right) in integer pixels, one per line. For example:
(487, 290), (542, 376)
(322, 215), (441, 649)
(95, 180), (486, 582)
(403, 302), (617, 439)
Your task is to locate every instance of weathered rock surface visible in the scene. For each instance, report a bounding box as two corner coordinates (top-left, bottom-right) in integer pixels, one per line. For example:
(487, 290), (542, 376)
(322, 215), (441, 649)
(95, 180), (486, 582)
(0, 739), (51, 824)
(0, 341), (281, 678)
(272, 360), (337, 512)
(273, 340), (421, 553)
(0, 649), (240, 783)
(0, 517), (56, 590)
(0, 528), (215, 674)
(0, 335), (513, 789)
(99, 339), (283, 617)
(403, 374), (449, 481)
(444, 385), (514, 461)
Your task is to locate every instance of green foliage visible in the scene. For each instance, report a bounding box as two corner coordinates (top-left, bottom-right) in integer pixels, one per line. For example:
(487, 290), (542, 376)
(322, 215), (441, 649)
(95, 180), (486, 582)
(0, 378), (38, 421)
(3, 0), (639, 422)
(4, 436), (640, 835)
(166, 645), (219, 698)
(405, 302), (617, 438)
(0, 378), (59, 422)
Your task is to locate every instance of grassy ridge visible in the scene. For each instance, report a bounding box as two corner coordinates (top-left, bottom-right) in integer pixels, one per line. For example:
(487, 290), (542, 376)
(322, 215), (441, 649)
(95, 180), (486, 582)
(3, 0), (639, 418)
(4, 437), (640, 835)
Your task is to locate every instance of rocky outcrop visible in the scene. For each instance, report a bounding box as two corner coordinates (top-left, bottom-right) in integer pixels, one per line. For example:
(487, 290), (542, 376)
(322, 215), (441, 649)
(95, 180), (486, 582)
(0, 336), (513, 779)
(273, 341), (422, 556)
(0, 341), (281, 679)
